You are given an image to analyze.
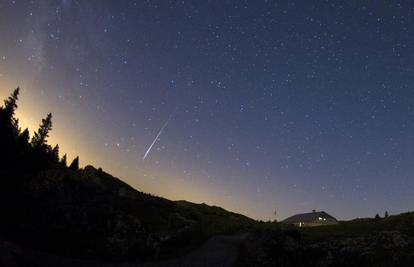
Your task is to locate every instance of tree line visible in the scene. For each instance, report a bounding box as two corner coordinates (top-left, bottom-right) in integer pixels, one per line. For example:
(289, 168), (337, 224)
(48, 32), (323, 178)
(0, 87), (79, 171)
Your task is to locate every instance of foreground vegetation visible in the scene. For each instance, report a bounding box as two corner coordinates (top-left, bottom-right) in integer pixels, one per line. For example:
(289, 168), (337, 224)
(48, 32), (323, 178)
(237, 212), (414, 266)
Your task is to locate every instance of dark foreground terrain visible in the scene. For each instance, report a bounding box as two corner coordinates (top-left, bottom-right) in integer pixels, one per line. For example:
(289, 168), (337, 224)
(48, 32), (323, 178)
(237, 213), (414, 267)
(0, 165), (255, 265)
(1, 89), (414, 266)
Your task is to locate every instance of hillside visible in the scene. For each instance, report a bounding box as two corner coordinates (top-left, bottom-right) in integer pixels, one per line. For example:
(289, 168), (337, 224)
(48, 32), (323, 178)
(237, 213), (414, 266)
(0, 163), (255, 262)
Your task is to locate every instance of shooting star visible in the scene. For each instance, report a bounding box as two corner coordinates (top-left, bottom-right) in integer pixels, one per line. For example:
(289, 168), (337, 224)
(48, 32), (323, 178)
(143, 116), (172, 160)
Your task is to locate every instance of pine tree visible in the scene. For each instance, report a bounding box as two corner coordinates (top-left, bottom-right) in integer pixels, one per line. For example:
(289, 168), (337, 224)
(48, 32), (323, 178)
(384, 211), (389, 218)
(31, 113), (53, 149)
(51, 144), (59, 162)
(60, 153), (67, 167)
(18, 128), (30, 146)
(1, 87), (20, 135)
(69, 156), (79, 171)
(3, 87), (20, 120)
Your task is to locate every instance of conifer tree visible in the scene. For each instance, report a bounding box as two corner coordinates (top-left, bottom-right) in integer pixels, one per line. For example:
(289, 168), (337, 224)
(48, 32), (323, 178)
(18, 128), (30, 146)
(31, 113), (53, 149)
(69, 156), (79, 170)
(51, 144), (59, 162)
(1, 87), (20, 135)
(3, 87), (20, 120)
(60, 153), (67, 167)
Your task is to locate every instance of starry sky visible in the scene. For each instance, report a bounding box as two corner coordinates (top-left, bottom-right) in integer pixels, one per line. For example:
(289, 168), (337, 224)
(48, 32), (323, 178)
(1, 0), (414, 221)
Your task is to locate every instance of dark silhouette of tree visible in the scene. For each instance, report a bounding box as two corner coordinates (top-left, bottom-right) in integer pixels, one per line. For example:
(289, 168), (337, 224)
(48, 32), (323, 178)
(0, 88), (68, 172)
(51, 144), (60, 162)
(60, 153), (67, 167)
(385, 211), (389, 218)
(69, 156), (79, 170)
(19, 128), (30, 145)
(0, 88), (22, 169)
(0, 87), (20, 136)
(375, 214), (380, 220)
(3, 87), (19, 120)
(31, 113), (53, 149)
(17, 128), (30, 154)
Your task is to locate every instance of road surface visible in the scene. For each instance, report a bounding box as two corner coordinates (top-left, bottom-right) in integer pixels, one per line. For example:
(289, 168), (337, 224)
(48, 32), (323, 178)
(144, 234), (248, 267)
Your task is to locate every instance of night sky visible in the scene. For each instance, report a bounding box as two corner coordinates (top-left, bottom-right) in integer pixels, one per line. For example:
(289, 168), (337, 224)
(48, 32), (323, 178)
(1, 1), (414, 221)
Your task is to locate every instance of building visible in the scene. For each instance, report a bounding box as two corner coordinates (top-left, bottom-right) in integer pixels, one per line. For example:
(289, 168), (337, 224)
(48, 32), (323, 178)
(282, 210), (338, 227)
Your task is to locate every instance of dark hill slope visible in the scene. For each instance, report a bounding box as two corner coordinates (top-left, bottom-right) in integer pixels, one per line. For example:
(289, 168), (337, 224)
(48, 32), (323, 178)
(237, 212), (414, 267)
(0, 164), (255, 262)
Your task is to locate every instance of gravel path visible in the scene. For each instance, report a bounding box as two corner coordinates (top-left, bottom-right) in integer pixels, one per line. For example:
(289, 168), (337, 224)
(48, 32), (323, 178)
(143, 234), (248, 267)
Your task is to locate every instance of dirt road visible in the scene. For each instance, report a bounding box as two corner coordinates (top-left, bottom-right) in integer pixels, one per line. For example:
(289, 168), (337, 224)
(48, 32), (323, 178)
(144, 234), (248, 267)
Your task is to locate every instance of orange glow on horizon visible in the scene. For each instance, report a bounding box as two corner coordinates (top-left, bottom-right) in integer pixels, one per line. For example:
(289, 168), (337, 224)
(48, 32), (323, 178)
(1, 81), (278, 220)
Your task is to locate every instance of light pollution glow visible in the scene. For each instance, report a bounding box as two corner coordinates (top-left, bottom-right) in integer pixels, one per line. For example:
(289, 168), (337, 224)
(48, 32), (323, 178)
(0, 79), (292, 221)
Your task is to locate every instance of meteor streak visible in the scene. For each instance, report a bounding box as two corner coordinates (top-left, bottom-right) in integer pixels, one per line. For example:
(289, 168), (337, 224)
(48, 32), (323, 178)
(143, 117), (171, 160)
